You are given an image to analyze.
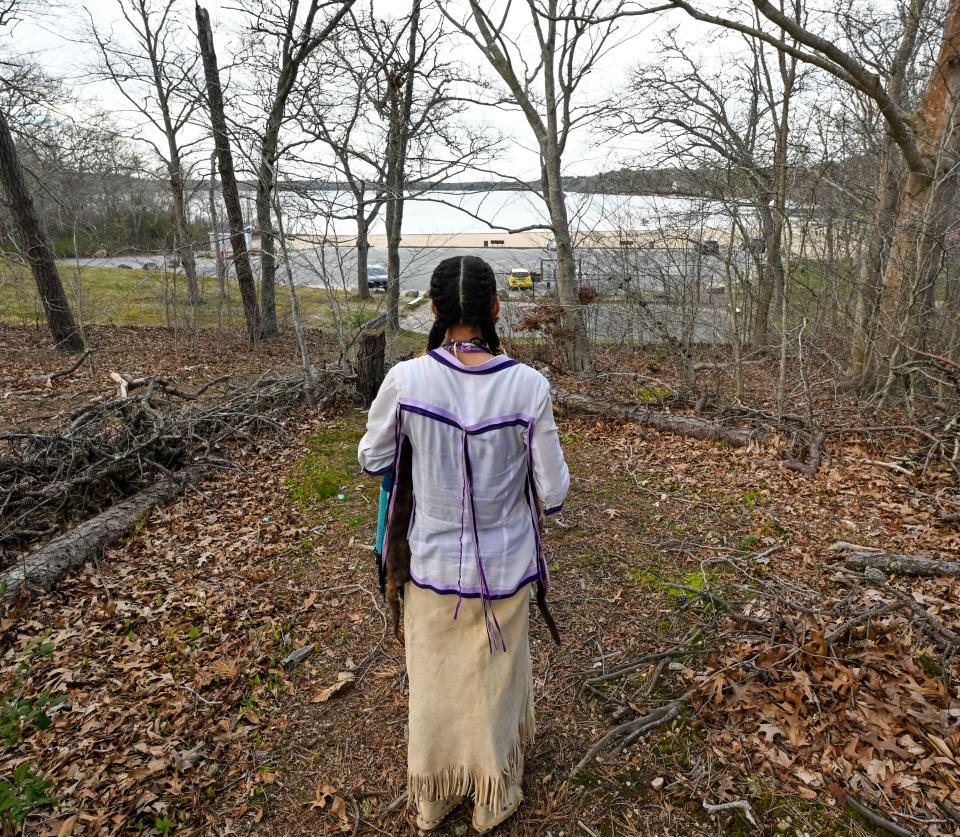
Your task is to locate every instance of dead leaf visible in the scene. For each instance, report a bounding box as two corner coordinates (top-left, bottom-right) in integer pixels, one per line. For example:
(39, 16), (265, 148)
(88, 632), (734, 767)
(311, 671), (356, 703)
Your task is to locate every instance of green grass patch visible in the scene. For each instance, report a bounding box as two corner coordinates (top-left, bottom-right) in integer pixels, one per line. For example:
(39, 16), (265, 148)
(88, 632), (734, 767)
(0, 257), (387, 332)
(287, 428), (364, 509)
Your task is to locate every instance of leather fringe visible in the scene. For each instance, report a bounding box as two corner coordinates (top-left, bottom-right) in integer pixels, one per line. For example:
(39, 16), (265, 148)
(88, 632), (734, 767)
(407, 681), (535, 811)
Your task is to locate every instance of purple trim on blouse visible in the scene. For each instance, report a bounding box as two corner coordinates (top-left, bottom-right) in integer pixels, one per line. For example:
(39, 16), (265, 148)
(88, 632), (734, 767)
(363, 464), (393, 476)
(400, 397), (462, 426)
(428, 349), (519, 375)
(544, 503), (564, 515)
(400, 403), (462, 430)
(399, 398), (533, 435)
(409, 570), (539, 600)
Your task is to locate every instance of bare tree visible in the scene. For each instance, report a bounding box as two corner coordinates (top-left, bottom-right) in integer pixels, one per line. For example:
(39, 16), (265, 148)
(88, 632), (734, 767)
(616, 0), (960, 393)
(87, 0), (204, 305)
(0, 104), (83, 351)
(236, 0), (354, 339)
(615, 28), (801, 349)
(338, 1), (496, 334)
(440, 0), (632, 373)
(196, 2), (262, 343)
(303, 42), (388, 301)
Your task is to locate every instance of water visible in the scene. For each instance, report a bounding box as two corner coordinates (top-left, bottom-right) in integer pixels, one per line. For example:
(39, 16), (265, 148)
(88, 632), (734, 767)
(71, 189), (746, 297)
(276, 188), (737, 238)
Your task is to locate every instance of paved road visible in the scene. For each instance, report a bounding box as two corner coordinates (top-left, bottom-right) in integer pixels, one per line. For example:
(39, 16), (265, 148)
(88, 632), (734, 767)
(72, 247), (553, 295)
(71, 244), (733, 295)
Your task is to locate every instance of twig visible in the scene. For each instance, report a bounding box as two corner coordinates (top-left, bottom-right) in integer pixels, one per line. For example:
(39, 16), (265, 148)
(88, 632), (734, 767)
(863, 568), (960, 647)
(845, 794), (915, 837)
(863, 459), (913, 476)
(379, 791), (407, 818)
(570, 690), (694, 777)
(702, 799), (759, 827)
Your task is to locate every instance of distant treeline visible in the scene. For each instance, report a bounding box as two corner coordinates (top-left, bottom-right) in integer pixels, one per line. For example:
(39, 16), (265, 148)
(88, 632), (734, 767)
(278, 162), (864, 204)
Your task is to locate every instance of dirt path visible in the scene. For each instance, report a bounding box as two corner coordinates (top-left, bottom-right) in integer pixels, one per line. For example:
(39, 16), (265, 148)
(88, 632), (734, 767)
(2, 391), (956, 835)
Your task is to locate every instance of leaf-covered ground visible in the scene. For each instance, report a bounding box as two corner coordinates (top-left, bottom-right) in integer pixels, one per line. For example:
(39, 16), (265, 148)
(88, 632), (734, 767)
(1, 326), (958, 836)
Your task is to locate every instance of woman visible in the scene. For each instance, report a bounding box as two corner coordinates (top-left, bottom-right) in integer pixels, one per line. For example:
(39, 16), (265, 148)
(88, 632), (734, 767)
(358, 255), (569, 833)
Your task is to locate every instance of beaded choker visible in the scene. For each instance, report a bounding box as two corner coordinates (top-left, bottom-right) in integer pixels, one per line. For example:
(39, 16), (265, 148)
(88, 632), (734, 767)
(441, 338), (492, 354)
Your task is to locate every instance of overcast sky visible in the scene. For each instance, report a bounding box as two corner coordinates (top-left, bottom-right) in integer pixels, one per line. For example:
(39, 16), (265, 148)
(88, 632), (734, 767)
(12, 1), (728, 181)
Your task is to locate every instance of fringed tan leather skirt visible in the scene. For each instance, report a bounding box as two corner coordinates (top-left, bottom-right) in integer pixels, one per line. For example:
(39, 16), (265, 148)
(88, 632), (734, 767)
(404, 582), (535, 811)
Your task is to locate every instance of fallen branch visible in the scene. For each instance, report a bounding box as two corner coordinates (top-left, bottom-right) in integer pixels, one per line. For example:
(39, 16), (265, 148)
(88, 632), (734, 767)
(844, 551), (960, 579)
(1, 471), (193, 602)
(570, 690), (694, 777)
(553, 389), (757, 448)
(0, 349), (93, 388)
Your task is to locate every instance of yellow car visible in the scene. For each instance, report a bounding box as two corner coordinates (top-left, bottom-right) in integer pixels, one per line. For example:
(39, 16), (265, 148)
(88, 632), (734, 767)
(507, 268), (534, 289)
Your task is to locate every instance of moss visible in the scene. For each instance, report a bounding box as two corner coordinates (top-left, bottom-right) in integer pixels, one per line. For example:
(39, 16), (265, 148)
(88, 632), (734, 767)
(287, 427), (363, 509)
(637, 386), (675, 402)
(915, 653), (944, 678)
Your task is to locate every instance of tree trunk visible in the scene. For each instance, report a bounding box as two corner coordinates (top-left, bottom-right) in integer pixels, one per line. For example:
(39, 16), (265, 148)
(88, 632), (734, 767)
(848, 138), (902, 381)
(170, 160), (201, 305)
(538, 3), (593, 374)
(753, 200), (777, 348)
(843, 550), (960, 578)
(542, 150), (594, 373)
(1, 476), (187, 602)
(862, 0), (959, 391)
(357, 329), (385, 407)
(274, 198), (316, 403)
(0, 106), (83, 352)
(196, 3), (262, 344)
(385, 184), (402, 333)
(256, 121), (280, 339)
(554, 388), (757, 447)
(356, 194), (370, 300)
(208, 151), (227, 300)
(384, 0), (420, 336)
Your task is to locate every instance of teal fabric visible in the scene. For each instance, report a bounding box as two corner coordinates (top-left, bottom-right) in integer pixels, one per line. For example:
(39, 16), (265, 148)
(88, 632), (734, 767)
(375, 473), (393, 555)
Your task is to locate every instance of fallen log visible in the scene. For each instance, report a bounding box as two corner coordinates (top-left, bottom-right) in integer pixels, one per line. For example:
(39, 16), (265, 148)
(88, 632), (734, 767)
(1, 473), (189, 602)
(553, 389), (758, 448)
(844, 551), (960, 579)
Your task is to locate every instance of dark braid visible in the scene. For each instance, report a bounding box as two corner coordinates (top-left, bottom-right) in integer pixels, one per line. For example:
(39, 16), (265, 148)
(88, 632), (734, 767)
(427, 255), (501, 353)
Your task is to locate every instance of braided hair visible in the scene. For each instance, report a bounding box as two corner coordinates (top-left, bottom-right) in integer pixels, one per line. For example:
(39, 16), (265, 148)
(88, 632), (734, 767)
(426, 255), (501, 354)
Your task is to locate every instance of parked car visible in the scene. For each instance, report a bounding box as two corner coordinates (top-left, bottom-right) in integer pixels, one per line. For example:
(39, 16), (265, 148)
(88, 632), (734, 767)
(699, 239), (721, 257)
(367, 264), (388, 290)
(508, 268), (535, 289)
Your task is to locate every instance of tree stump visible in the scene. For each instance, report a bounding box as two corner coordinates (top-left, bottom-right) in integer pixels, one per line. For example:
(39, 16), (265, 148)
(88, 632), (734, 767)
(357, 330), (386, 407)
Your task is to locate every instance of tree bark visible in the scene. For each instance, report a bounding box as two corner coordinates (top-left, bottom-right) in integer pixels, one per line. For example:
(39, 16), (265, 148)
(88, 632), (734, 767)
(196, 3), (262, 343)
(1, 475), (187, 602)
(256, 111), (281, 339)
(843, 550), (960, 579)
(0, 106), (83, 353)
(870, 1), (960, 390)
(553, 388), (757, 447)
(356, 192), (370, 299)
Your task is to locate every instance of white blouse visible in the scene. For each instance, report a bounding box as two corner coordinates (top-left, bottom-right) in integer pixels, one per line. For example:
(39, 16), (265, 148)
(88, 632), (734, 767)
(358, 348), (569, 622)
